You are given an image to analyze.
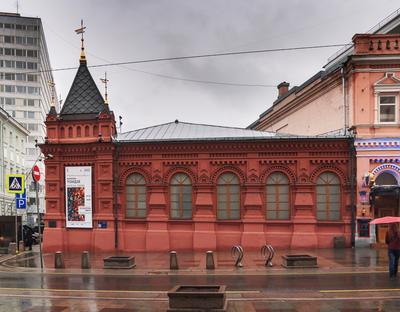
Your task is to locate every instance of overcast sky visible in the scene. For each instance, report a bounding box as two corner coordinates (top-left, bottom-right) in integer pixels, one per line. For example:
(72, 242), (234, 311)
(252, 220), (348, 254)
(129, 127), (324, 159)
(1, 0), (400, 131)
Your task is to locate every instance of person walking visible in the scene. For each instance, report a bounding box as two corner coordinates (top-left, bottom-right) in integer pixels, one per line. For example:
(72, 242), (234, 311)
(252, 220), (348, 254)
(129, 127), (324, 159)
(385, 223), (400, 280)
(23, 225), (34, 251)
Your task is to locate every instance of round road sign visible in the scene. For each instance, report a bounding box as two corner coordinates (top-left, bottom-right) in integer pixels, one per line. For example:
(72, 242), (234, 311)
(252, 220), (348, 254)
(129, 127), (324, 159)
(32, 165), (40, 182)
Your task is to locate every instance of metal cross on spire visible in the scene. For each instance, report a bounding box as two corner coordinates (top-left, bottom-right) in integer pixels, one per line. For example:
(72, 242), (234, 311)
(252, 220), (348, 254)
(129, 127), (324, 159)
(75, 20), (87, 63)
(100, 72), (109, 104)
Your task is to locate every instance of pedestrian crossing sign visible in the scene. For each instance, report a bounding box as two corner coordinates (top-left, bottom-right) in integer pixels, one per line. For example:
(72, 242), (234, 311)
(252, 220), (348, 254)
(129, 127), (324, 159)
(6, 174), (25, 194)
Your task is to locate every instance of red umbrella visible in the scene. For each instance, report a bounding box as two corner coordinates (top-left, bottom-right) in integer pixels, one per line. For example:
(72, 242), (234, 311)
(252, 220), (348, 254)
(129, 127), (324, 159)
(370, 216), (400, 225)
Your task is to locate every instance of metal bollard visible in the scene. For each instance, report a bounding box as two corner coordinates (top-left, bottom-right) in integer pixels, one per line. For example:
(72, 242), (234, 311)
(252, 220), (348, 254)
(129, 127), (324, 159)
(55, 251), (65, 269)
(206, 251), (215, 270)
(261, 244), (275, 267)
(8, 242), (17, 255)
(231, 245), (244, 268)
(81, 251), (90, 269)
(170, 251), (179, 270)
(18, 240), (25, 253)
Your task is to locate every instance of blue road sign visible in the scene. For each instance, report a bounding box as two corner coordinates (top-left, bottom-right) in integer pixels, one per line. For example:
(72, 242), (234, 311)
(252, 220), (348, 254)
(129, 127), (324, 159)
(6, 174), (24, 194)
(16, 189), (26, 209)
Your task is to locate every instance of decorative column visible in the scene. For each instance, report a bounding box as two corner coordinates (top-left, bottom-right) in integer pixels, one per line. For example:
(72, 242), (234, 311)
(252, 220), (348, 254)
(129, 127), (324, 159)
(193, 183), (217, 251)
(145, 183), (170, 251)
(290, 183), (318, 248)
(241, 183), (265, 250)
(92, 146), (115, 252)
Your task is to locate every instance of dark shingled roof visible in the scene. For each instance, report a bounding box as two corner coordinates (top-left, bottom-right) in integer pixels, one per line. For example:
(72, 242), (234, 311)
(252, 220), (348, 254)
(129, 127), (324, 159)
(60, 62), (105, 119)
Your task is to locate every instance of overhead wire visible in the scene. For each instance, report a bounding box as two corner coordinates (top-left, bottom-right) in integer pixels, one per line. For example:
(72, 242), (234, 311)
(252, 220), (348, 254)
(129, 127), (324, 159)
(11, 41), (347, 88)
(42, 22), (277, 87)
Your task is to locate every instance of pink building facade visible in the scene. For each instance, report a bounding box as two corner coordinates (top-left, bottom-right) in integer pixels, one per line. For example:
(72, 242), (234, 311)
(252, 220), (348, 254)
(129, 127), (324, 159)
(249, 13), (400, 246)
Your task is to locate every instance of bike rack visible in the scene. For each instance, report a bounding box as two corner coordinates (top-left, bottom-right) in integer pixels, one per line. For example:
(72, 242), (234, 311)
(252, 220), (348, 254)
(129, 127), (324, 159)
(231, 245), (244, 268)
(261, 244), (274, 267)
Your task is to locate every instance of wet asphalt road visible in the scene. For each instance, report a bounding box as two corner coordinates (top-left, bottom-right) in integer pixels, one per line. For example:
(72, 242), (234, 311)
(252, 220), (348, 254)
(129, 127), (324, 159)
(0, 271), (399, 311)
(0, 270), (398, 292)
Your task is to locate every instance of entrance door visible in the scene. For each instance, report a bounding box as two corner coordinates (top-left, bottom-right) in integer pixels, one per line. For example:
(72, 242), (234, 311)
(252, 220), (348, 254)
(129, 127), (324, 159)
(373, 171), (399, 243)
(377, 208), (394, 243)
(376, 196), (398, 243)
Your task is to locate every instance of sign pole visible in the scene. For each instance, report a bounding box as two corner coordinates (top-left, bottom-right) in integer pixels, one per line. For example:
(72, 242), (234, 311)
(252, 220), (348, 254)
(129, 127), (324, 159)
(32, 165), (43, 270)
(14, 203), (18, 251)
(36, 181), (43, 269)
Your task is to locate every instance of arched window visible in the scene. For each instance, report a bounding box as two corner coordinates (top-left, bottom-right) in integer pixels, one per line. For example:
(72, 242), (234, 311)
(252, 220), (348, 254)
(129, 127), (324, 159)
(77, 126), (81, 137)
(375, 172), (398, 185)
(68, 126), (73, 137)
(93, 125), (98, 136)
(126, 173), (146, 218)
(170, 173), (192, 219)
(266, 172), (289, 220)
(217, 173), (240, 220)
(60, 127), (65, 138)
(316, 172), (340, 221)
(85, 125), (90, 137)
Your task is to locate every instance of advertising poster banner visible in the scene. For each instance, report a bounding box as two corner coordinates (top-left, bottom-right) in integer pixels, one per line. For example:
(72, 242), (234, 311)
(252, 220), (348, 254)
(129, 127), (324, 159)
(65, 166), (92, 228)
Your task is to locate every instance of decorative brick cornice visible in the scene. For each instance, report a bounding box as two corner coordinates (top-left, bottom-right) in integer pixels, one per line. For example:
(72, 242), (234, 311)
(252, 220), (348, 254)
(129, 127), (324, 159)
(310, 164), (348, 184)
(211, 165), (246, 184)
(119, 161), (151, 166)
(355, 138), (400, 150)
(259, 159), (296, 164)
(371, 163), (400, 176)
(210, 153), (247, 158)
(163, 161), (198, 166)
(259, 152), (297, 157)
(118, 140), (349, 154)
(162, 153), (198, 159)
(118, 166), (152, 185)
(64, 162), (94, 166)
(163, 166), (197, 184)
(310, 159), (348, 164)
(369, 158), (400, 163)
(259, 165), (297, 184)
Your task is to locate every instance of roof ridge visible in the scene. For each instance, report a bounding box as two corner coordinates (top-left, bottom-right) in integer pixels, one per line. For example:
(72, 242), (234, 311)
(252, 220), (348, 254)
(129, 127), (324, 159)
(121, 120), (277, 135)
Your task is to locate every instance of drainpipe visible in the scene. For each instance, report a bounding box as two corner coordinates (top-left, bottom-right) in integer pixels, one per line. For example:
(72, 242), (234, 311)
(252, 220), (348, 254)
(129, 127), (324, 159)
(113, 141), (120, 250)
(341, 65), (348, 134)
(349, 133), (356, 247)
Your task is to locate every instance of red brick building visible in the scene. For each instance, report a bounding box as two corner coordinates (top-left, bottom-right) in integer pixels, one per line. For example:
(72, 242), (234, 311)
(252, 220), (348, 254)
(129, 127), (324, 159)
(41, 54), (354, 252)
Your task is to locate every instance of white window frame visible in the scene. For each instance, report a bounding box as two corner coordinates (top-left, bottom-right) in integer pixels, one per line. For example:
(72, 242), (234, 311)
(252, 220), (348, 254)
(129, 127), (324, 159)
(377, 94), (397, 124)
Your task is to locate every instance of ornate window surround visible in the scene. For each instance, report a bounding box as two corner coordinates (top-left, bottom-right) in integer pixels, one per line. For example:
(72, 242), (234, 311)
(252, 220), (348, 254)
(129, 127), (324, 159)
(373, 72), (400, 125)
(169, 172), (192, 220)
(125, 173), (147, 218)
(315, 172), (341, 221)
(217, 172), (240, 220)
(265, 172), (290, 220)
(371, 163), (400, 185)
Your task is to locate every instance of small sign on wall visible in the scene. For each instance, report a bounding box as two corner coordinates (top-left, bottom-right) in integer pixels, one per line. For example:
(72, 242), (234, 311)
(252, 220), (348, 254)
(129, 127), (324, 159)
(98, 221), (107, 228)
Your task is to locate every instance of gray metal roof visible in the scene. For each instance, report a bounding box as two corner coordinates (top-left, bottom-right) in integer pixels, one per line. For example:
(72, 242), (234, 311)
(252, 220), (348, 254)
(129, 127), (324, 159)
(116, 121), (284, 142)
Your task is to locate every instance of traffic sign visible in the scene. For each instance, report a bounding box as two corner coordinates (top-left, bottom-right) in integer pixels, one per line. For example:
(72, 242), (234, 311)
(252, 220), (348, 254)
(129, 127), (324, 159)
(32, 165), (41, 182)
(6, 174), (25, 194)
(16, 198), (26, 209)
(16, 189), (26, 209)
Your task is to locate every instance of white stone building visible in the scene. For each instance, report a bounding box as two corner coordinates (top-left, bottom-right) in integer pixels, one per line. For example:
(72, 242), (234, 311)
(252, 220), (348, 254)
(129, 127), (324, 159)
(0, 12), (56, 224)
(0, 106), (28, 216)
